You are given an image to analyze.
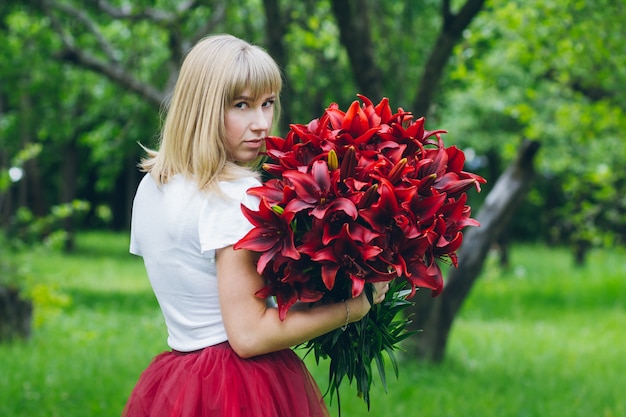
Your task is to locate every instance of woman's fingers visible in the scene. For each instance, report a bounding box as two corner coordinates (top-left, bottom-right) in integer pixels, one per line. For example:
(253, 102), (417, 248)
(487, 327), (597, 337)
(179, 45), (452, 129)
(371, 281), (391, 305)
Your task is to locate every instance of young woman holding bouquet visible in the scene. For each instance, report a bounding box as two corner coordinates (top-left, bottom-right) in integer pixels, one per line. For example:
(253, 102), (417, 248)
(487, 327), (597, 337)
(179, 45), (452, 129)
(122, 34), (389, 417)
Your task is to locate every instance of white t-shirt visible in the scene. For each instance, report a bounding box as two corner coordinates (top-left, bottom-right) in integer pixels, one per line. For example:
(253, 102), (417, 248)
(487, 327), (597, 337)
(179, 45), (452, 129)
(130, 173), (261, 352)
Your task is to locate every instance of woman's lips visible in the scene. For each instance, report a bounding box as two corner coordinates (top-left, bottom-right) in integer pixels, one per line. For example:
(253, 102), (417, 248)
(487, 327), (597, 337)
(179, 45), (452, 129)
(245, 138), (264, 148)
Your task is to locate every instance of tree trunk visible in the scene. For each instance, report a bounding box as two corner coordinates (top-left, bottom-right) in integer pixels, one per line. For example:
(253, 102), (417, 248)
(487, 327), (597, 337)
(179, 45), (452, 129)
(0, 95), (12, 227)
(405, 139), (541, 362)
(262, 0), (293, 134)
(19, 86), (47, 216)
(0, 286), (33, 342)
(573, 240), (590, 266)
(60, 139), (78, 252)
(330, 0), (384, 101)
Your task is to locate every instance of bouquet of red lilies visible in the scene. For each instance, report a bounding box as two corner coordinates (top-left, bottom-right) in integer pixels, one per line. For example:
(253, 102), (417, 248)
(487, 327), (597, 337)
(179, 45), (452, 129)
(235, 94), (485, 408)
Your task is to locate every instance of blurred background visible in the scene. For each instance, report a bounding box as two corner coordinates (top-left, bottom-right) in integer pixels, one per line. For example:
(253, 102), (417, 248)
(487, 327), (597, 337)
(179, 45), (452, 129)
(0, 1), (624, 416)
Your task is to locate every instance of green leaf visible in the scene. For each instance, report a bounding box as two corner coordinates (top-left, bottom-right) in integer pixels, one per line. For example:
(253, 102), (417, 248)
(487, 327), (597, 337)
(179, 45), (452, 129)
(297, 280), (415, 410)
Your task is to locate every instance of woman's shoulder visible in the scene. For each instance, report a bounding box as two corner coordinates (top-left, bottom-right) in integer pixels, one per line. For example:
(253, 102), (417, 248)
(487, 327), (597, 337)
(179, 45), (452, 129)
(218, 176), (262, 199)
(198, 175), (261, 252)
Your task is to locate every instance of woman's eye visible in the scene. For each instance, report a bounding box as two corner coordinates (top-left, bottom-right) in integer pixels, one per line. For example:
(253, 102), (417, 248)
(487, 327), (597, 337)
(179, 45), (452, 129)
(263, 99), (275, 108)
(234, 101), (248, 109)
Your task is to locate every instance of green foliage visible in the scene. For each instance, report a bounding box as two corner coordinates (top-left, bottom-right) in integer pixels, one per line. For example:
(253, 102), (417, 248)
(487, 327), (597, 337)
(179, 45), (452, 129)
(439, 0), (626, 250)
(299, 281), (415, 411)
(8, 201), (90, 248)
(2, 0), (624, 254)
(0, 151), (41, 289)
(283, 1), (355, 118)
(282, 0), (442, 114)
(1, 232), (624, 416)
(0, 205), (76, 332)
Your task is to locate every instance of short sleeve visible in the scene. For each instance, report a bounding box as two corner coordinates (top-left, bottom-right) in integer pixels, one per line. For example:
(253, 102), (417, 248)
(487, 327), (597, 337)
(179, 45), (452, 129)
(198, 177), (261, 253)
(129, 174), (157, 257)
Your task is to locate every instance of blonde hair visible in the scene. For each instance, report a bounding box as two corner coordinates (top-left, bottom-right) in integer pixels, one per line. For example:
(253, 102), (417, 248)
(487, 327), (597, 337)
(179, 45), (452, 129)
(140, 34), (282, 192)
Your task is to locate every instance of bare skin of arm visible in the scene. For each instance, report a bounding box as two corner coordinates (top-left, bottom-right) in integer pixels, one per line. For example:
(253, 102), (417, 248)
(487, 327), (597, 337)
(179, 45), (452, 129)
(216, 244), (389, 358)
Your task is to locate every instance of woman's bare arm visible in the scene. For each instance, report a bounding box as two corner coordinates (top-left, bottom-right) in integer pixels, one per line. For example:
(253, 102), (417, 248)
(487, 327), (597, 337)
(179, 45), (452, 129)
(216, 244), (388, 358)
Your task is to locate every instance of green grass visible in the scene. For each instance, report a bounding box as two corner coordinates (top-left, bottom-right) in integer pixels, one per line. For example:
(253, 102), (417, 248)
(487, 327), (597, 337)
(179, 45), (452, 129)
(1, 232), (625, 417)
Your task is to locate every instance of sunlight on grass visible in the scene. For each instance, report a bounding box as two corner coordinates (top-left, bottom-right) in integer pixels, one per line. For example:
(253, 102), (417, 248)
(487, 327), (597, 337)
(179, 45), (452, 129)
(1, 232), (624, 417)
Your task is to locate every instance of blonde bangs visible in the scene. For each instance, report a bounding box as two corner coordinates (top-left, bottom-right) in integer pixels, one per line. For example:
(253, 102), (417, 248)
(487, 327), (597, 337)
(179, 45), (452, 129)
(225, 47), (282, 111)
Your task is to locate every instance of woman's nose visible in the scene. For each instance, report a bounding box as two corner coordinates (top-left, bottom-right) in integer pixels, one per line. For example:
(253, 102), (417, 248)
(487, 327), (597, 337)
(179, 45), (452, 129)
(251, 108), (270, 131)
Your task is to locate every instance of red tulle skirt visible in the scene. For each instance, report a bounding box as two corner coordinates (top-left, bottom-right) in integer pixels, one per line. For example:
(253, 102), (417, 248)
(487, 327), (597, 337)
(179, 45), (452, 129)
(122, 342), (329, 417)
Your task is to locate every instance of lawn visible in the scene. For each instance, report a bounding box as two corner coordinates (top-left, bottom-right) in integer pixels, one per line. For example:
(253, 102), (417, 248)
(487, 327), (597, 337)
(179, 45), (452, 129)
(1, 231), (624, 417)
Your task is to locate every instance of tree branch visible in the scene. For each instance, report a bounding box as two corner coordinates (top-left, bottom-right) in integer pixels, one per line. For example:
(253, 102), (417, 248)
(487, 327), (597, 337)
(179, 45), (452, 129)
(542, 69), (617, 103)
(96, 0), (200, 23)
(442, 0), (453, 23)
(42, 0), (168, 107)
(445, 139), (541, 299)
(448, 0), (486, 34)
(45, 0), (118, 63)
(412, 0), (485, 118)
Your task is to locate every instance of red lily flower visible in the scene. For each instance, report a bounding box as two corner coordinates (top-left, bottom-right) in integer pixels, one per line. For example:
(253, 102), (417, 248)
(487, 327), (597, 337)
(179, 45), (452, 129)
(409, 260), (444, 297)
(299, 222), (382, 296)
(246, 179), (295, 207)
(255, 281), (297, 321)
(433, 172), (484, 198)
(360, 179), (413, 236)
(236, 94), (484, 319)
(235, 198), (299, 274)
(283, 160), (358, 220)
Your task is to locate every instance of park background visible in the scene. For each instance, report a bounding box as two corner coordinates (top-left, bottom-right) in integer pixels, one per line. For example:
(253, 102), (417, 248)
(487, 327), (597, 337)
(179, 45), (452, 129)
(1, 0), (624, 416)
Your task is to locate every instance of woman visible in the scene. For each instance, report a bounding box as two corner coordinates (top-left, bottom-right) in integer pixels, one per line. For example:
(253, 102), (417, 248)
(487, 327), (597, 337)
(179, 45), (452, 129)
(123, 34), (389, 417)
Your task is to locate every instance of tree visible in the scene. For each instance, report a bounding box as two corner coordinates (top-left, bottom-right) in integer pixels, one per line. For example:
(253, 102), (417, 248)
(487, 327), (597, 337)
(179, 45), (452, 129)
(0, 144), (41, 342)
(443, 0), (626, 262)
(404, 0), (626, 360)
(331, 0), (485, 116)
(331, 0), (494, 361)
(408, 139), (540, 361)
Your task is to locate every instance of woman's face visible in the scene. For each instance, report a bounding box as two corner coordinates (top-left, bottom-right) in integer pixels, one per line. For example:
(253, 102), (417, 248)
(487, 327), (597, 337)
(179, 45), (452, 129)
(224, 90), (276, 163)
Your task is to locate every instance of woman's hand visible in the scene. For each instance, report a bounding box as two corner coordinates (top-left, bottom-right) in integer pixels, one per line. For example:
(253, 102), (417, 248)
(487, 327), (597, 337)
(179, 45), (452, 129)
(346, 280), (391, 323)
(371, 280), (390, 305)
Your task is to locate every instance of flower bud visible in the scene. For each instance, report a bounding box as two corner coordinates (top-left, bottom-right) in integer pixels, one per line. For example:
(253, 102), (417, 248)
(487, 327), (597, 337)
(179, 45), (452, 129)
(271, 205), (284, 215)
(358, 184), (379, 209)
(328, 149), (339, 171)
(340, 146), (356, 181)
(388, 158), (408, 184)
